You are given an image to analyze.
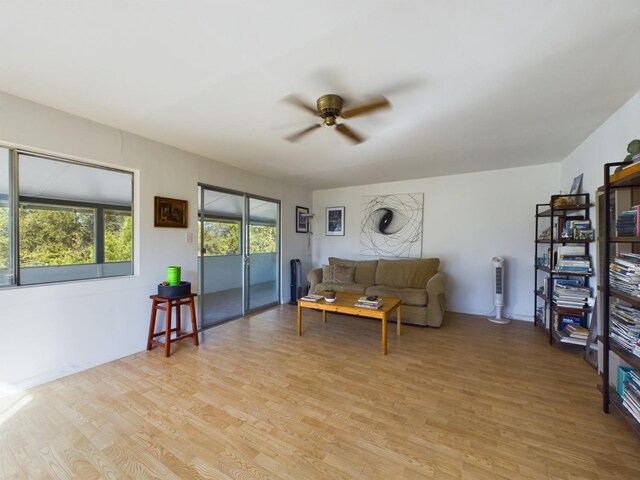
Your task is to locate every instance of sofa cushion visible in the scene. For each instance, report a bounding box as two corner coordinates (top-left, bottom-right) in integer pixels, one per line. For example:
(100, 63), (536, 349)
(375, 258), (439, 289)
(329, 257), (378, 285)
(322, 264), (355, 284)
(315, 282), (369, 295)
(365, 285), (428, 306)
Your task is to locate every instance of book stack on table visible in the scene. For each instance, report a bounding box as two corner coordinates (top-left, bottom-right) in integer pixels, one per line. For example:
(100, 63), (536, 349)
(355, 296), (383, 309)
(300, 294), (324, 302)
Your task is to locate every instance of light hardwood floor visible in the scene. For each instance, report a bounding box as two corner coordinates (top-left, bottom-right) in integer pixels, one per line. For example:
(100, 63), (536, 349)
(1, 307), (639, 479)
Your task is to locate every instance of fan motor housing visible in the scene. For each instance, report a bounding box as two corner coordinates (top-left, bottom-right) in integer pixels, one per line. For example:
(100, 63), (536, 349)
(317, 94), (343, 126)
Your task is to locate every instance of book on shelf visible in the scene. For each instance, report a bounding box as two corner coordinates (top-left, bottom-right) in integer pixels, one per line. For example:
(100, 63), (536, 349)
(565, 324), (589, 339)
(552, 284), (593, 309)
(554, 278), (585, 287)
(558, 315), (583, 328)
(556, 330), (587, 346)
(610, 302), (640, 357)
(621, 370), (640, 423)
(556, 254), (592, 271)
(610, 253), (640, 298)
(615, 205), (640, 237)
(558, 245), (586, 256)
(300, 294), (324, 302)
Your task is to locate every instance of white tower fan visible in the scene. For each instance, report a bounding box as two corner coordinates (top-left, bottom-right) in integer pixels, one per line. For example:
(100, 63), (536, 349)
(488, 256), (510, 324)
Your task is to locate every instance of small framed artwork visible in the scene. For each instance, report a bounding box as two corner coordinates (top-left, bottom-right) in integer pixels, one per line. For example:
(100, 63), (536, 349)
(570, 173), (583, 195)
(326, 206), (345, 236)
(296, 206), (309, 233)
(154, 196), (188, 228)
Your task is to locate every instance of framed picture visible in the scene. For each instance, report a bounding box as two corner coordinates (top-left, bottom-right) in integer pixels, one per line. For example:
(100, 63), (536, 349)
(296, 206), (309, 233)
(570, 173), (583, 195)
(326, 206), (345, 236)
(575, 229), (595, 241)
(154, 196), (188, 228)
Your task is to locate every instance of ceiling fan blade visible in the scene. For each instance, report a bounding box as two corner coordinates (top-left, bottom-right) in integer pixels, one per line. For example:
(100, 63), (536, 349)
(281, 95), (318, 115)
(335, 123), (365, 144)
(285, 123), (321, 143)
(341, 96), (391, 119)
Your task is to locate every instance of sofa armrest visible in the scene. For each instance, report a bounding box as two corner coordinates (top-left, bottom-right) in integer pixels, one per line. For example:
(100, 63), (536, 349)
(426, 271), (447, 327)
(307, 268), (323, 294)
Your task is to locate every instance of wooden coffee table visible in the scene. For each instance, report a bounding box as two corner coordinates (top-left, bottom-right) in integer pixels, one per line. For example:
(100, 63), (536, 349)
(297, 292), (402, 355)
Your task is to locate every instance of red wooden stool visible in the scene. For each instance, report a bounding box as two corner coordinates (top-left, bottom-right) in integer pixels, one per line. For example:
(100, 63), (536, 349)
(147, 293), (199, 357)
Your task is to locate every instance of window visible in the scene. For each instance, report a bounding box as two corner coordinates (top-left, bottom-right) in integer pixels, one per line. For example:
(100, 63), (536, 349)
(249, 224), (276, 254)
(19, 203), (94, 267)
(0, 147), (133, 287)
(199, 219), (241, 256)
(0, 147), (11, 286)
(104, 210), (132, 263)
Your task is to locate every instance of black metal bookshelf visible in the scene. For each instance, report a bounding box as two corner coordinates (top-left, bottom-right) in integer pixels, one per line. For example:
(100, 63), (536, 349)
(534, 193), (593, 346)
(600, 161), (640, 434)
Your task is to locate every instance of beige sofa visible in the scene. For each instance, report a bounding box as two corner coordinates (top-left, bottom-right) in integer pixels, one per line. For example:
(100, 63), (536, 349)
(307, 257), (447, 327)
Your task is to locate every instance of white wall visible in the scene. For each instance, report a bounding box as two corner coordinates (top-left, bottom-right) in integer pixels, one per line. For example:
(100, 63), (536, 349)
(0, 91), (311, 390)
(558, 90), (640, 376)
(558, 90), (640, 297)
(561, 91), (640, 203)
(311, 163), (560, 320)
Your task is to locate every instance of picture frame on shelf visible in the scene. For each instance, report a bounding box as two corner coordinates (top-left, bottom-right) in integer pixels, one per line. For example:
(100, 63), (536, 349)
(575, 229), (595, 241)
(570, 173), (583, 195)
(154, 196), (188, 228)
(326, 206), (345, 236)
(296, 206), (309, 233)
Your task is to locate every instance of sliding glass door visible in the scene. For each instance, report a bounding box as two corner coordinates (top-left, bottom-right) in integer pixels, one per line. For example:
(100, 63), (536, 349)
(198, 185), (280, 328)
(247, 197), (279, 310)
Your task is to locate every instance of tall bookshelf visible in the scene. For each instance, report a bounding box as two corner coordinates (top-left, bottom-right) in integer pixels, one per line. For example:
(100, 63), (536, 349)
(600, 161), (640, 434)
(534, 193), (594, 346)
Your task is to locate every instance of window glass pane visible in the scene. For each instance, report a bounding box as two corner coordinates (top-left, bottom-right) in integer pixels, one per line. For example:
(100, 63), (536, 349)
(19, 204), (94, 266)
(0, 147), (12, 286)
(18, 153), (133, 285)
(249, 224), (276, 254)
(104, 210), (132, 262)
(199, 219), (240, 256)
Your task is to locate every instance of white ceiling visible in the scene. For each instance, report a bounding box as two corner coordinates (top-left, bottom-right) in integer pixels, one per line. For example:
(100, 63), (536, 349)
(1, 1), (639, 190)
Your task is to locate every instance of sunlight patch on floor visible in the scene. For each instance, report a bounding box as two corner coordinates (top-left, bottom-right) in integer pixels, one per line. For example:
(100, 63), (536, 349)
(0, 383), (32, 426)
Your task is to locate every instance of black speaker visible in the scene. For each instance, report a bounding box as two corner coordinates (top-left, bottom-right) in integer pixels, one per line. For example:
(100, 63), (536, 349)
(289, 259), (302, 305)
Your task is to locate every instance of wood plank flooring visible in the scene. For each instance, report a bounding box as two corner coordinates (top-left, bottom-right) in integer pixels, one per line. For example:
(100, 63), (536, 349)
(1, 307), (640, 479)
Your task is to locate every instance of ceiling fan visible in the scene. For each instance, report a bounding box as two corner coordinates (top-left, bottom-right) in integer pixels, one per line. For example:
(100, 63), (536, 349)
(282, 94), (390, 144)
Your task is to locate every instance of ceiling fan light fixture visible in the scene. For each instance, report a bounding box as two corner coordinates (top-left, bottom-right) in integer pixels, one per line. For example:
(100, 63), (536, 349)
(316, 94), (344, 115)
(283, 92), (390, 144)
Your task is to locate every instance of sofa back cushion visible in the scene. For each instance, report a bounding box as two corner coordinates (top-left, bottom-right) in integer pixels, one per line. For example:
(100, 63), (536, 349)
(328, 257), (378, 285)
(322, 264), (355, 284)
(375, 258), (440, 288)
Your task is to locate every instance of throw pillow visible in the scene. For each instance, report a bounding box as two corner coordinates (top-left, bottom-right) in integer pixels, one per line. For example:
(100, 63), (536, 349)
(322, 264), (355, 284)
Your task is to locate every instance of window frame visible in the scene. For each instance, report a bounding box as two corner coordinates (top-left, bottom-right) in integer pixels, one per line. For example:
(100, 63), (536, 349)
(0, 145), (135, 287)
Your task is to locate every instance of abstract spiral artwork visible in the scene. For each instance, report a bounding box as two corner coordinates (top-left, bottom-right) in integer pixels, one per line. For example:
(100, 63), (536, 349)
(360, 193), (423, 257)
